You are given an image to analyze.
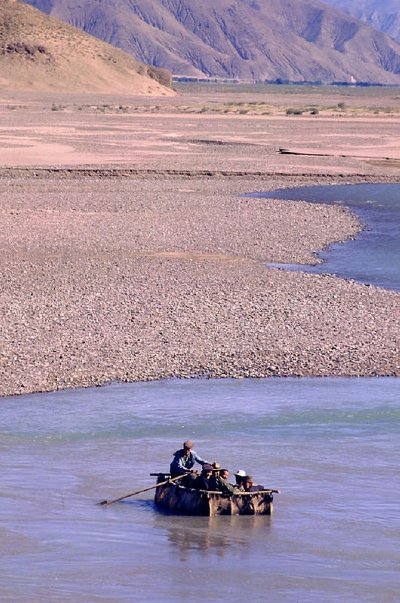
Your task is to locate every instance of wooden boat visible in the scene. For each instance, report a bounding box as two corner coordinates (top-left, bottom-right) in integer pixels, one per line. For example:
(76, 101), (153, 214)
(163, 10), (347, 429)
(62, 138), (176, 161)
(153, 474), (274, 516)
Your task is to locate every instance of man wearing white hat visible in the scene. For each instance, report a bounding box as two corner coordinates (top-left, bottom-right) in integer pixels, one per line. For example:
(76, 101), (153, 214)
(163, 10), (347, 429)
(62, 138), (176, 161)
(234, 469), (247, 490)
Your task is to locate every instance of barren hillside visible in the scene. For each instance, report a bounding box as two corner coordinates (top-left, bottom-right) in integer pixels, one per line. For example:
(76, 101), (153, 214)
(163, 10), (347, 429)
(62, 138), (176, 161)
(0, 0), (174, 94)
(322, 0), (400, 43)
(24, 0), (400, 83)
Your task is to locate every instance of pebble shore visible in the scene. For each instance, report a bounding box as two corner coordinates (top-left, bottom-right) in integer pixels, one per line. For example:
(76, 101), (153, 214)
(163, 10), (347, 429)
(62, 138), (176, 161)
(1, 170), (399, 396)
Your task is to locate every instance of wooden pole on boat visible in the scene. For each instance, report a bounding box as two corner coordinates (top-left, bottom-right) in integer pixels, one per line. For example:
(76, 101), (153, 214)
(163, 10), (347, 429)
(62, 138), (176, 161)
(97, 474), (183, 506)
(238, 489), (280, 495)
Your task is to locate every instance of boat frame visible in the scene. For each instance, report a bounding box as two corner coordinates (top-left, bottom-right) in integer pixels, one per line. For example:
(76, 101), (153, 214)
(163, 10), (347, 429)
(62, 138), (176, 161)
(153, 473), (274, 516)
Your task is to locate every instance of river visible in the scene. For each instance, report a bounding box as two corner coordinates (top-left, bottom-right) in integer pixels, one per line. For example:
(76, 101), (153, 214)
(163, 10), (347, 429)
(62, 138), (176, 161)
(1, 377), (399, 602)
(251, 183), (400, 291)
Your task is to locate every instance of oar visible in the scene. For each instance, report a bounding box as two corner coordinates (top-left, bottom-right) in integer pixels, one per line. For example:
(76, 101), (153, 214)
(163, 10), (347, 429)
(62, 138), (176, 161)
(238, 488), (280, 495)
(97, 474), (183, 506)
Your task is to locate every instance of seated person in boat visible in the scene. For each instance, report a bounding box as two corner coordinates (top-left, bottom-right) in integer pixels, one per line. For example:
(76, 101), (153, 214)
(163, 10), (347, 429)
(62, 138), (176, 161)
(170, 440), (210, 478)
(234, 469), (247, 490)
(192, 464), (214, 490)
(212, 462), (221, 475)
(242, 475), (266, 492)
(210, 468), (236, 496)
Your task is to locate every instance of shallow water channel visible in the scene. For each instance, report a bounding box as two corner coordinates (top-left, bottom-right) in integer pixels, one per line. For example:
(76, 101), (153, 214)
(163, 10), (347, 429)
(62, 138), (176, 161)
(1, 377), (399, 602)
(251, 183), (400, 291)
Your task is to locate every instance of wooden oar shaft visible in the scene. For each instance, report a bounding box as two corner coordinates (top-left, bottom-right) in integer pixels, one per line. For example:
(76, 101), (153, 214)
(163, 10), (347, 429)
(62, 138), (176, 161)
(98, 474), (183, 506)
(192, 488), (279, 495)
(235, 489), (280, 495)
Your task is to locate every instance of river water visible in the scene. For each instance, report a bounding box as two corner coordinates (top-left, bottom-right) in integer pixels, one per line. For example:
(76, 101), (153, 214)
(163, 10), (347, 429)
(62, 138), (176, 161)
(1, 377), (399, 602)
(252, 183), (400, 291)
(1, 184), (399, 602)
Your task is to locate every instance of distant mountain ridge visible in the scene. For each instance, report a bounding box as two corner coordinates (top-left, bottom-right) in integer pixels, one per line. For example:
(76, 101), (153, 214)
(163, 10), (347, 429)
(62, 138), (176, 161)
(24, 0), (400, 84)
(0, 0), (174, 94)
(321, 0), (400, 44)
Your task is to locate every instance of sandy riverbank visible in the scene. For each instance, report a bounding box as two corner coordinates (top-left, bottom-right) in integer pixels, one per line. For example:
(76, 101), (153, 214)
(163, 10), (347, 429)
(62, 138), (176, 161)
(1, 88), (399, 396)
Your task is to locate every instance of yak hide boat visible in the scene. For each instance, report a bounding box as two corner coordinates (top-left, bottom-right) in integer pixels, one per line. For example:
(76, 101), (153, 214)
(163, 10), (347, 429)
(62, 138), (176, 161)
(153, 473), (274, 516)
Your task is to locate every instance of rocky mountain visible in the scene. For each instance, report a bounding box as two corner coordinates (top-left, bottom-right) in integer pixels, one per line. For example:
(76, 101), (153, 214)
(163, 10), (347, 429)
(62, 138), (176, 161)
(0, 0), (174, 94)
(322, 1), (400, 44)
(23, 0), (400, 84)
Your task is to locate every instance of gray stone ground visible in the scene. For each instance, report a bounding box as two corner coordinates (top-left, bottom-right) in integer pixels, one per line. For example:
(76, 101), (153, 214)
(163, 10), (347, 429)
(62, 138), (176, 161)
(1, 172), (399, 396)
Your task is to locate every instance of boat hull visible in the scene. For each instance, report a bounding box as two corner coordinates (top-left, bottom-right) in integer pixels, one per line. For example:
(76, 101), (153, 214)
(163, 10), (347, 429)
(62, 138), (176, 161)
(154, 479), (273, 516)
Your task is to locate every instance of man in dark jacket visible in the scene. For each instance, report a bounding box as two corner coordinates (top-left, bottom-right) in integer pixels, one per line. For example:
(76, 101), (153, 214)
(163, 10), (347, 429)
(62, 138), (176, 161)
(170, 440), (210, 478)
(192, 464), (214, 490)
(210, 468), (236, 495)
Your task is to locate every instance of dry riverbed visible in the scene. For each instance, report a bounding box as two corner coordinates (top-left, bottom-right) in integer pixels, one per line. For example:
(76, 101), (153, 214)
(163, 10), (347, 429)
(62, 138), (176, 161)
(1, 87), (399, 396)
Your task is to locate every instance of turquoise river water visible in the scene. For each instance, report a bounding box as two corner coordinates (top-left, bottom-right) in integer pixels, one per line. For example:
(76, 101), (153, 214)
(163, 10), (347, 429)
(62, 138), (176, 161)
(252, 183), (400, 291)
(1, 184), (399, 602)
(1, 378), (399, 603)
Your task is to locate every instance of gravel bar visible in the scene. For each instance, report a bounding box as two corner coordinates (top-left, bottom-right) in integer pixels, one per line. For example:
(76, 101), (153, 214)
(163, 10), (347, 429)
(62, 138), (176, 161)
(1, 172), (399, 396)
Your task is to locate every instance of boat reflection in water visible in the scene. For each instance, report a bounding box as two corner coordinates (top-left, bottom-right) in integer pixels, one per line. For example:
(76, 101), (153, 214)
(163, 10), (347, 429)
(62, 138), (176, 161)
(153, 514), (273, 560)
